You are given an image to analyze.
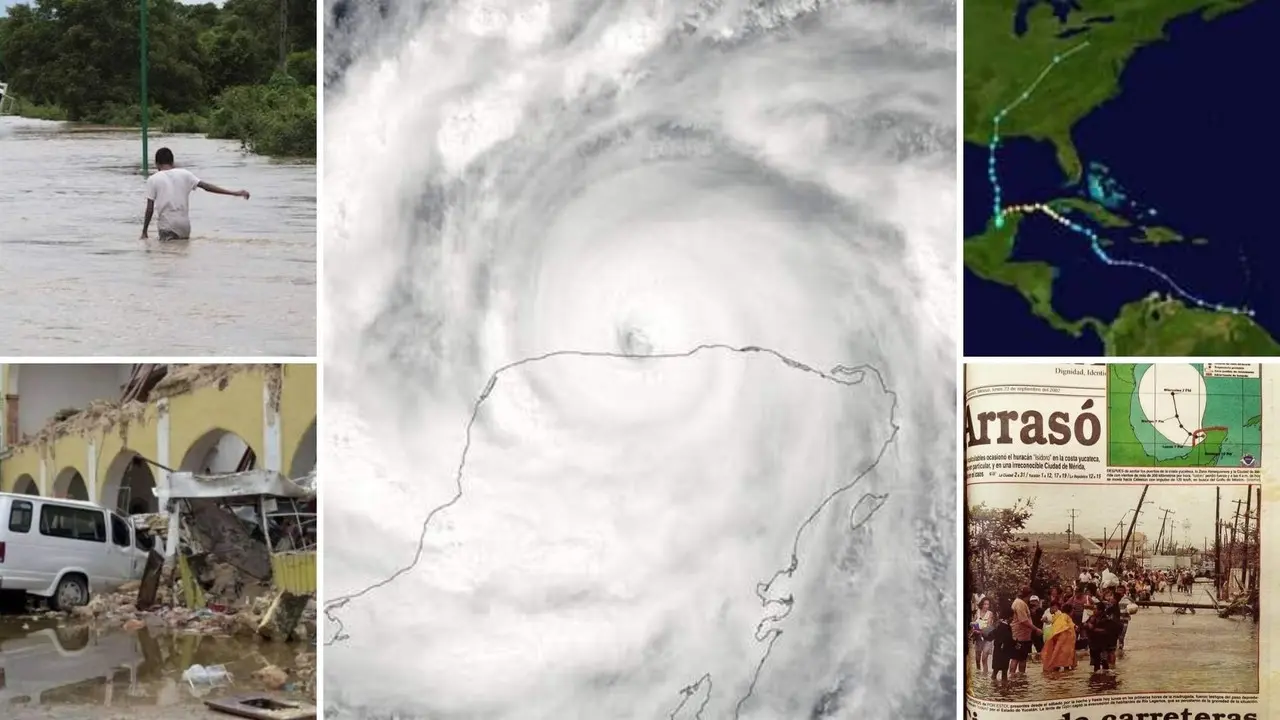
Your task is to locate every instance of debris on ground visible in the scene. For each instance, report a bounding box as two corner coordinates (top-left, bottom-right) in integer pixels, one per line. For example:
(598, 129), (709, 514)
(14, 397), (150, 448)
(206, 694), (318, 720)
(185, 663), (234, 688)
(11, 487), (319, 700)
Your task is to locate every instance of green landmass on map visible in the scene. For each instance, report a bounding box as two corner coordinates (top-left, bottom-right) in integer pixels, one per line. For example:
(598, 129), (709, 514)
(964, 0), (1254, 180)
(1106, 298), (1280, 355)
(1107, 364), (1262, 468)
(963, 0), (1280, 356)
(1133, 226), (1183, 245)
(1051, 198), (1131, 228)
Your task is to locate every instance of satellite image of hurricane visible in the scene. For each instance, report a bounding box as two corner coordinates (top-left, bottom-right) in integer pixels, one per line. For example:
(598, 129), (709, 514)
(321, 1), (956, 718)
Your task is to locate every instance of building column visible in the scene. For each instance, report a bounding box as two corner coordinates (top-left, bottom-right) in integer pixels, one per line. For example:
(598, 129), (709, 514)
(263, 379), (282, 472)
(3, 394), (17, 450)
(87, 440), (99, 504)
(157, 400), (171, 471)
(39, 457), (48, 496)
(156, 400), (180, 560)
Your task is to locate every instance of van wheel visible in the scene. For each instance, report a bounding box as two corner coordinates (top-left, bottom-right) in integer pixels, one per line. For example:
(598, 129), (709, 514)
(52, 575), (89, 611)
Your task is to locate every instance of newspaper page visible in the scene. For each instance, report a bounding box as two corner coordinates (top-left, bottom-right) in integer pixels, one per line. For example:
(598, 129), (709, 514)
(964, 363), (1268, 720)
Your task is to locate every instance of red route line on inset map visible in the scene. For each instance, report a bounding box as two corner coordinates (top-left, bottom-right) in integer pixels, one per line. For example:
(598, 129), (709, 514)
(1190, 426), (1228, 447)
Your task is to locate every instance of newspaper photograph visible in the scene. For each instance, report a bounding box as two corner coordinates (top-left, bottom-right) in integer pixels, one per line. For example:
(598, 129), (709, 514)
(963, 363), (1269, 720)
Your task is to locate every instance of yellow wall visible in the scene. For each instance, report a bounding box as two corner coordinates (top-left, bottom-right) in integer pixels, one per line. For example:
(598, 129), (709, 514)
(0, 364), (317, 501)
(280, 363), (318, 476)
(167, 368), (267, 471)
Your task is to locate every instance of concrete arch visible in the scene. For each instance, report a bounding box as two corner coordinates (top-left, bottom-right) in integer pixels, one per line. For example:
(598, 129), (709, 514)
(13, 473), (39, 496)
(100, 450), (159, 514)
(289, 417), (317, 478)
(53, 466), (89, 501)
(179, 427), (258, 474)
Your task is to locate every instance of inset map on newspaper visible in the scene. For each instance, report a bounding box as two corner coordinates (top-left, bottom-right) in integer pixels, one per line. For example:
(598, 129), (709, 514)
(1109, 363), (1261, 468)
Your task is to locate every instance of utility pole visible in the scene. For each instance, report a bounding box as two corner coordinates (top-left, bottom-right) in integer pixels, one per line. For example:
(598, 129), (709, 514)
(279, 0), (289, 72)
(1155, 508), (1175, 555)
(140, 0), (150, 174)
(1230, 499), (1245, 593)
(1254, 486), (1262, 591)
(1067, 508), (1081, 540)
(1242, 487), (1253, 593)
(1215, 487), (1221, 597)
(1115, 486), (1149, 573)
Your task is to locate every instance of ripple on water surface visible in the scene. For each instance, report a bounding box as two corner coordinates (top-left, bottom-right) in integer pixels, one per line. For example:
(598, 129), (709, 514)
(968, 594), (1258, 702)
(0, 615), (313, 719)
(0, 118), (316, 355)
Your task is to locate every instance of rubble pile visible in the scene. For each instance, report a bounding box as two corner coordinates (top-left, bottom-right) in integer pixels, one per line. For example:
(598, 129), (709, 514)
(152, 363), (284, 409)
(69, 564), (315, 637)
(36, 503), (318, 698)
(16, 398), (150, 448)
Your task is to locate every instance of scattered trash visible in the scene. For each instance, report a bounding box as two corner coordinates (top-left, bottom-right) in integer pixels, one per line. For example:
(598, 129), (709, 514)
(8, 465), (320, 706)
(184, 663), (233, 687)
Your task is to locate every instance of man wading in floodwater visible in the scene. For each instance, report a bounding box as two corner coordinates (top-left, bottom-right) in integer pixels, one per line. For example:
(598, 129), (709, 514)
(140, 147), (250, 241)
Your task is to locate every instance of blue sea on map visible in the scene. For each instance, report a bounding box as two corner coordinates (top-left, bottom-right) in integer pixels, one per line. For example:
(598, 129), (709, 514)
(966, 0), (1279, 354)
(964, 269), (1103, 354)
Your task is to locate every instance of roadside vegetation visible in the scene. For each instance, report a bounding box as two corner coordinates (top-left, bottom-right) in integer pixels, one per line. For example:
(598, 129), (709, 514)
(0, 0), (316, 157)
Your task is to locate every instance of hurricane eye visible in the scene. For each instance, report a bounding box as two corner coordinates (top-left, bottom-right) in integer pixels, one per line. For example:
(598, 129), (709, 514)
(618, 326), (653, 356)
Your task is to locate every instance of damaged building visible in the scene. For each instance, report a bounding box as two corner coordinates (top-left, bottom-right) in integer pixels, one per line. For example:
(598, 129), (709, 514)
(0, 364), (319, 709)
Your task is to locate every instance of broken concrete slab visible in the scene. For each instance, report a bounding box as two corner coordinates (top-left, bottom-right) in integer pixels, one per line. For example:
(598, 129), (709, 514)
(205, 695), (317, 720)
(185, 498), (273, 580)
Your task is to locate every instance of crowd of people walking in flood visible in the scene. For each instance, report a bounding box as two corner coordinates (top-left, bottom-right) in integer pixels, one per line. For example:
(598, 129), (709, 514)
(968, 566), (1199, 685)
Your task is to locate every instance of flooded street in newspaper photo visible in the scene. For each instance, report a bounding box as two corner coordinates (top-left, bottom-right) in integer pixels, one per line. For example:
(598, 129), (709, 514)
(968, 583), (1259, 701)
(966, 482), (1260, 702)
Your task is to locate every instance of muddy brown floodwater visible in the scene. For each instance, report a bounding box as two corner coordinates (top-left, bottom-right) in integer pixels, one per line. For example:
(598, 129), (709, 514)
(0, 614), (313, 719)
(968, 585), (1259, 702)
(0, 117), (315, 355)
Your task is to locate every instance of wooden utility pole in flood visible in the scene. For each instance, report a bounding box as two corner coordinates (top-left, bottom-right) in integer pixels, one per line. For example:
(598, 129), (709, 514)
(1230, 499), (1245, 593)
(1215, 487), (1221, 599)
(1115, 485), (1149, 573)
(1242, 486), (1252, 594)
(1255, 486), (1262, 591)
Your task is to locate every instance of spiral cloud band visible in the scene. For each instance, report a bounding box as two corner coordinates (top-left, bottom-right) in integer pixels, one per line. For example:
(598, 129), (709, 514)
(323, 0), (956, 718)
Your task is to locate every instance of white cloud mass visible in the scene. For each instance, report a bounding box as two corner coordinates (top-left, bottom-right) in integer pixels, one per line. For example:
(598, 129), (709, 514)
(322, 0), (956, 718)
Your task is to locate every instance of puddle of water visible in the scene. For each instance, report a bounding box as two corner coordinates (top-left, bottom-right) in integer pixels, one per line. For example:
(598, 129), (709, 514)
(0, 117), (316, 355)
(0, 614), (313, 718)
(968, 587), (1258, 701)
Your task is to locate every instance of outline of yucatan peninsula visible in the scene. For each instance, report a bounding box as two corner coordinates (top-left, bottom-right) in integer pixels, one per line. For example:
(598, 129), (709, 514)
(1108, 363), (1261, 467)
(963, 0), (1280, 356)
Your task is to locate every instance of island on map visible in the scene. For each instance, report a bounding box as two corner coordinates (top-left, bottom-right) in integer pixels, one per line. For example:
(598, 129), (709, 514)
(963, 0), (1280, 356)
(1108, 363), (1262, 468)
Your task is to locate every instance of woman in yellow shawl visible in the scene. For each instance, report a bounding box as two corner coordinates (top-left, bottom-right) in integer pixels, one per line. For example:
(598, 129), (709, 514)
(1042, 601), (1078, 672)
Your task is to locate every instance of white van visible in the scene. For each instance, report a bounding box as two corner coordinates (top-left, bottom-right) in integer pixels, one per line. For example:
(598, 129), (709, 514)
(0, 493), (148, 610)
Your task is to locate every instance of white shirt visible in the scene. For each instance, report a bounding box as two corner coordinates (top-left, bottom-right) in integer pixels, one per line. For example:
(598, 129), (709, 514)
(146, 168), (201, 238)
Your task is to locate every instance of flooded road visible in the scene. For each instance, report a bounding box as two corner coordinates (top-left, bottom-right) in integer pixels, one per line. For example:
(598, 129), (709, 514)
(968, 586), (1259, 701)
(0, 117), (315, 355)
(0, 615), (313, 719)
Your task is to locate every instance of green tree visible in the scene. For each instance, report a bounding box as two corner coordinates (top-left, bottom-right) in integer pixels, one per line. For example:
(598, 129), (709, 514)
(969, 499), (1035, 602)
(0, 0), (316, 155)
